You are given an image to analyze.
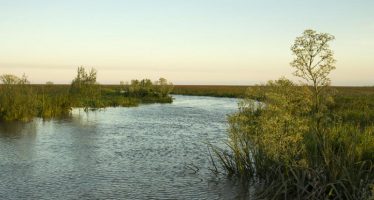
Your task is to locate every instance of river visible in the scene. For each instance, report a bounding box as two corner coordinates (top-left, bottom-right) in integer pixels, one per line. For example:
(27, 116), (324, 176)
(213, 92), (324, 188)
(0, 95), (250, 200)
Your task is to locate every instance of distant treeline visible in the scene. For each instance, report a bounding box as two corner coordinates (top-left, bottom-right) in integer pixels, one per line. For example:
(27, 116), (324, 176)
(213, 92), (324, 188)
(0, 67), (173, 122)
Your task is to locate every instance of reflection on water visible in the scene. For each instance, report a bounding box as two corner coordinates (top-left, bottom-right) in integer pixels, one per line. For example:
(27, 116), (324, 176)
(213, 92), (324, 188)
(0, 121), (37, 138)
(0, 95), (250, 199)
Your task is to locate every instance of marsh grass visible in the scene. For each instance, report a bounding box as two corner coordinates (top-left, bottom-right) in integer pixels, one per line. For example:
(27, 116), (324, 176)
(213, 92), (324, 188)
(172, 85), (248, 98)
(213, 81), (374, 199)
(0, 69), (174, 122)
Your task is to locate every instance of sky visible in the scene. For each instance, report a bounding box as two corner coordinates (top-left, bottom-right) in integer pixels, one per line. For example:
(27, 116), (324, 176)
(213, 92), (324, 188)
(0, 0), (373, 85)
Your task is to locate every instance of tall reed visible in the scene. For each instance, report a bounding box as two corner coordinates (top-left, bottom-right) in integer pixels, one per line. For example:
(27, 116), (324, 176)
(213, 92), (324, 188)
(213, 79), (374, 199)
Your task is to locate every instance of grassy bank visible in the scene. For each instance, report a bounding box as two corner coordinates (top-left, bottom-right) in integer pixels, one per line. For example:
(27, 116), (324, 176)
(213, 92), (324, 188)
(173, 85), (374, 198)
(0, 68), (173, 122)
(172, 85), (248, 98)
(213, 82), (374, 199)
(0, 84), (173, 122)
(172, 85), (374, 127)
(173, 85), (374, 97)
(211, 29), (374, 200)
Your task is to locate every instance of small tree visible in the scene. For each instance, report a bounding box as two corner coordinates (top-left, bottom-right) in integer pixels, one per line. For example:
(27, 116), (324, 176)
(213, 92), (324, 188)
(216, 29), (373, 199)
(139, 79), (153, 97)
(70, 66), (97, 92)
(155, 78), (173, 97)
(70, 66), (101, 109)
(291, 29), (336, 113)
(127, 79), (140, 96)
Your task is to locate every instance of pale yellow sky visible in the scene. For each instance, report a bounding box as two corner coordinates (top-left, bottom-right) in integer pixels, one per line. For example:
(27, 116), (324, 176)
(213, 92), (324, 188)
(0, 0), (373, 85)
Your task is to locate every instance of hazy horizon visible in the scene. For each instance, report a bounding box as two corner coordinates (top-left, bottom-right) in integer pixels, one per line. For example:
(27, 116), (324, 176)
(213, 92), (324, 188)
(1, 0), (373, 86)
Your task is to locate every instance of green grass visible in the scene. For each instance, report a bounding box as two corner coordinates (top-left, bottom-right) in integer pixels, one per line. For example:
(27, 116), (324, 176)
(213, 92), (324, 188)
(172, 85), (248, 97)
(173, 85), (374, 98)
(209, 83), (374, 199)
(0, 84), (173, 122)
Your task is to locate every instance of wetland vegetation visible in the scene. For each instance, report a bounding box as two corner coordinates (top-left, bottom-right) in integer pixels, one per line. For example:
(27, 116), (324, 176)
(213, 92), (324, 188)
(0, 67), (173, 122)
(172, 85), (248, 98)
(212, 30), (374, 199)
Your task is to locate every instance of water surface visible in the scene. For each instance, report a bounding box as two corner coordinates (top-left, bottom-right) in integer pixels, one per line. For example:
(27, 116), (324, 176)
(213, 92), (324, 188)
(0, 95), (248, 199)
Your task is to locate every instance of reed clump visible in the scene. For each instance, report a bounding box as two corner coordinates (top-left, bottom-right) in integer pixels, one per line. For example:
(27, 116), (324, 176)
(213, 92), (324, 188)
(0, 74), (38, 121)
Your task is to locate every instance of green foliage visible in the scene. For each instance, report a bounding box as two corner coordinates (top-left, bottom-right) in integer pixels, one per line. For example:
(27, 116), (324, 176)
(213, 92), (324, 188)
(214, 29), (374, 199)
(36, 85), (72, 119)
(217, 79), (313, 177)
(154, 78), (174, 98)
(216, 82), (374, 199)
(0, 68), (174, 121)
(121, 77), (173, 102)
(291, 29), (336, 115)
(0, 74), (38, 121)
(329, 93), (374, 127)
(69, 66), (102, 110)
(172, 85), (247, 98)
(291, 30), (336, 87)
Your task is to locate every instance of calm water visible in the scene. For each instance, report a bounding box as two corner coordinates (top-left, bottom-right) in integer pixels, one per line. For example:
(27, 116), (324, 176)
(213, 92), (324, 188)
(0, 95), (248, 200)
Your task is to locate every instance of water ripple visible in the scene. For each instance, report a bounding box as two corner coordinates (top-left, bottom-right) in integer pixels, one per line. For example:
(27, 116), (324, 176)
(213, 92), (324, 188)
(0, 95), (249, 199)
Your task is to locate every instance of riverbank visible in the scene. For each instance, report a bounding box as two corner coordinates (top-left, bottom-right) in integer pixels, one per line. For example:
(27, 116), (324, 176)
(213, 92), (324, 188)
(172, 85), (374, 98)
(2, 83), (372, 120)
(172, 85), (248, 98)
(0, 83), (173, 122)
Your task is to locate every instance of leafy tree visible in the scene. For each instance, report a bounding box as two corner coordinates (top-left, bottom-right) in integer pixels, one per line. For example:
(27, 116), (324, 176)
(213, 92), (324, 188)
(70, 66), (97, 91)
(215, 29), (373, 199)
(139, 79), (153, 97)
(155, 78), (174, 97)
(291, 29), (336, 113)
(69, 66), (101, 109)
(127, 79), (140, 96)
